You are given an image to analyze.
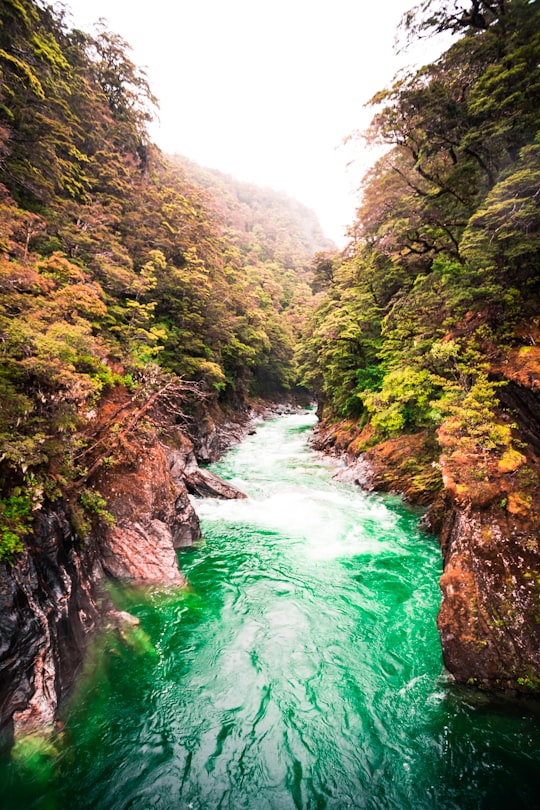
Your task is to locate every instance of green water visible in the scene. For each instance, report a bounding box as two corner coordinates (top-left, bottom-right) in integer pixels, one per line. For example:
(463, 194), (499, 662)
(2, 412), (540, 809)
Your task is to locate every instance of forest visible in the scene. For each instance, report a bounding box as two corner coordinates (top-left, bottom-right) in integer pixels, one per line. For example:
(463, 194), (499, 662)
(0, 0), (539, 700)
(0, 0), (331, 561)
(300, 0), (539, 514)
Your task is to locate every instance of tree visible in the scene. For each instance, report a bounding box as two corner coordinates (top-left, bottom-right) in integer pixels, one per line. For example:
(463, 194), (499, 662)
(300, 0), (540, 452)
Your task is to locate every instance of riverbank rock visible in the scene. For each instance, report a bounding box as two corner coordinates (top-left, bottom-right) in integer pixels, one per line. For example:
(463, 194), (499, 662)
(185, 469), (247, 499)
(190, 403), (254, 463)
(313, 351), (540, 693)
(162, 426), (246, 501)
(189, 398), (306, 463)
(312, 421), (442, 507)
(437, 502), (540, 691)
(0, 505), (104, 742)
(90, 428), (198, 583)
(0, 392), (307, 741)
(436, 398), (540, 691)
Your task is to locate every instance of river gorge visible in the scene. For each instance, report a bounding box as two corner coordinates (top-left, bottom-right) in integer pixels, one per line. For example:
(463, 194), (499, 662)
(2, 411), (539, 808)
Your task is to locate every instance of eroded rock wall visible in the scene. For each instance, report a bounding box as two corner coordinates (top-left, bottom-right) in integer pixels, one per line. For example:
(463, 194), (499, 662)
(0, 395), (249, 741)
(0, 506), (103, 742)
(437, 503), (540, 690)
(313, 343), (540, 692)
(93, 433), (200, 583)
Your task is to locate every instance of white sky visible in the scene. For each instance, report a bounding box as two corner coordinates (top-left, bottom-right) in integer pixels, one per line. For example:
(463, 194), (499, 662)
(64, 0), (448, 246)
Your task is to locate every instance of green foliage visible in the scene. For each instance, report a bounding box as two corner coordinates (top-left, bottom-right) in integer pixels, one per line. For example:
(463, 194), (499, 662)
(439, 373), (512, 453)
(80, 488), (114, 526)
(461, 140), (540, 283)
(362, 367), (440, 435)
(0, 490), (32, 563)
(164, 157), (332, 398)
(0, 0), (329, 556)
(298, 254), (383, 416)
(299, 0), (540, 477)
(516, 675), (540, 691)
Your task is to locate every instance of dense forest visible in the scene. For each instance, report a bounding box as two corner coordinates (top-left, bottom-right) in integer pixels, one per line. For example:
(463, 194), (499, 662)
(171, 156), (333, 270)
(298, 0), (540, 690)
(0, 0), (539, 701)
(300, 0), (539, 504)
(0, 0), (330, 562)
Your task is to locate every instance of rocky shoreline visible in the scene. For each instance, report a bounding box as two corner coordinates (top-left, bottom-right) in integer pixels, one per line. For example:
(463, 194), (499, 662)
(0, 395), (300, 744)
(310, 405), (540, 695)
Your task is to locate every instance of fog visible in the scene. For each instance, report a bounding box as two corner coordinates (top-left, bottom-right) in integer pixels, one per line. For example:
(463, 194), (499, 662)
(65, 0), (448, 246)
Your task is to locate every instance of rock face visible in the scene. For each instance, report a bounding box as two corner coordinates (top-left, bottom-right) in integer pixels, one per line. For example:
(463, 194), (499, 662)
(437, 504), (540, 690)
(189, 398), (302, 463)
(438, 364), (540, 693)
(435, 348), (540, 691)
(0, 506), (103, 741)
(0, 400), (248, 741)
(190, 403), (253, 463)
(313, 344), (540, 693)
(94, 432), (201, 583)
(186, 469), (247, 500)
(163, 425), (246, 501)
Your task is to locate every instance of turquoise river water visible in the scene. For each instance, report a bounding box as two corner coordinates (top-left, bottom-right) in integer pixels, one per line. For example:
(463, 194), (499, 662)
(2, 411), (540, 809)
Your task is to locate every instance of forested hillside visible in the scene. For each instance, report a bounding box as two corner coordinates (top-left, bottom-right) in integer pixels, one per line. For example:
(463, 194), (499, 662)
(299, 0), (540, 689)
(171, 156), (334, 269)
(0, 0), (324, 562)
(169, 155), (334, 394)
(1, 0), (540, 714)
(302, 0), (538, 437)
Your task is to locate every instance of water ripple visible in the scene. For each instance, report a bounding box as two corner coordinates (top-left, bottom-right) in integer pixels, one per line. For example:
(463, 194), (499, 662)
(2, 413), (540, 808)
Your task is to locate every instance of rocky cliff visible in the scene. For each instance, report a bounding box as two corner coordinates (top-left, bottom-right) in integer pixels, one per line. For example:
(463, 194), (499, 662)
(0, 505), (103, 741)
(312, 342), (540, 693)
(436, 342), (540, 691)
(0, 388), (249, 744)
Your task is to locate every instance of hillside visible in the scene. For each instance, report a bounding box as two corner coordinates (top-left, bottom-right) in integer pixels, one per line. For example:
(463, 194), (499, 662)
(170, 155), (335, 268)
(0, 0), (332, 562)
(299, 0), (540, 690)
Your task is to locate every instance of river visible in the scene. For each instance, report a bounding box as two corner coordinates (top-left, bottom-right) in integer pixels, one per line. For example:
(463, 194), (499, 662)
(2, 411), (540, 808)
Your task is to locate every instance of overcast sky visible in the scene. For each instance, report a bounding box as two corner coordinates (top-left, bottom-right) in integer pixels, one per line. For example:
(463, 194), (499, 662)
(64, 0), (448, 246)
